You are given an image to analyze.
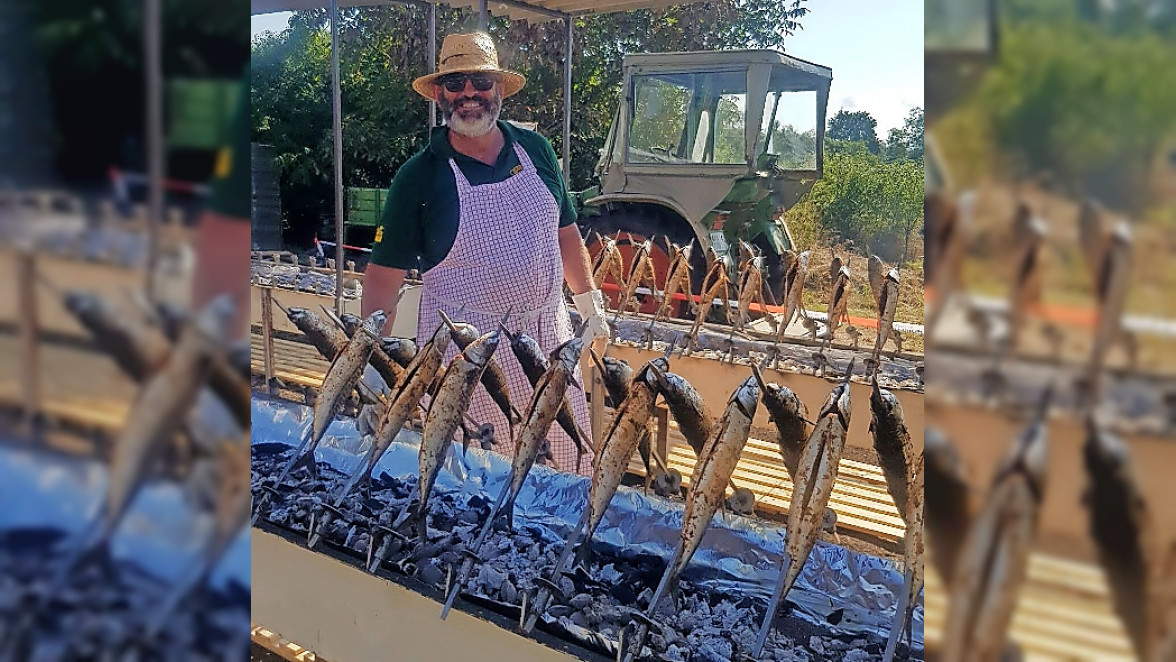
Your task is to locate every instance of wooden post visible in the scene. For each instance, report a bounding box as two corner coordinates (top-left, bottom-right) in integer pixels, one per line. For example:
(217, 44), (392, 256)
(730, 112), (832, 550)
(261, 287), (276, 393)
(17, 251), (41, 431)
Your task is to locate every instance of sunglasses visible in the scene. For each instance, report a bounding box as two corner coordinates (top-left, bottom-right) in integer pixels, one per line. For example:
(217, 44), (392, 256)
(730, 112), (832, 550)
(438, 73), (497, 93)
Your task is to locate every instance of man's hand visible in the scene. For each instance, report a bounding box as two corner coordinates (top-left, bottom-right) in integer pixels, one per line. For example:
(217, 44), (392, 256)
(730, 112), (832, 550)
(572, 289), (611, 342)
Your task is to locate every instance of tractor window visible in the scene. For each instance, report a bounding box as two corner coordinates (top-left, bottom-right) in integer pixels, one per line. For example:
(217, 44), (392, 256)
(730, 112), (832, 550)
(760, 89), (818, 171)
(628, 71), (747, 165)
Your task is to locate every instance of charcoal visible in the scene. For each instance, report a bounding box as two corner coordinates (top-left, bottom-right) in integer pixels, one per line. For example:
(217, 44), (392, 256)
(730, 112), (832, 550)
(479, 566), (507, 593)
(808, 636), (826, 655)
(419, 560), (445, 586)
(500, 579), (518, 604)
(664, 644), (685, 661)
(570, 609), (588, 628)
(569, 593), (593, 610)
(843, 650), (871, 662)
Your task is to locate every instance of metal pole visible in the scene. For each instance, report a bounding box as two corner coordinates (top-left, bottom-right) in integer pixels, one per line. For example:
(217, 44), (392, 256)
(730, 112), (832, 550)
(144, 0), (163, 301)
(479, 0), (488, 30)
(429, 2), (437, 128)
(562, 17), (572, 185)
(331, 0), (345, 316)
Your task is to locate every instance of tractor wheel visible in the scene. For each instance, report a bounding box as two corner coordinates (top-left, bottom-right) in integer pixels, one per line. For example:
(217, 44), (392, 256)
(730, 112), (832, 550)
(580, 207), (706, 318)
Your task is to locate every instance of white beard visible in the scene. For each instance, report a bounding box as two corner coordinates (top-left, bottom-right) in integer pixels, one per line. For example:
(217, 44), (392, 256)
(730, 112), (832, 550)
(446, 106), (499, 137)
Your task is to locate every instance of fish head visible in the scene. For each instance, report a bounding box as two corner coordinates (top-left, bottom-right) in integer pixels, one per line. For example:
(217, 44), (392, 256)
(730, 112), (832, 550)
(730, 374), (760, 418)
(996, 386), (1053, 499)
(424, 322), (452, 352)
(63, 290), (102, 316)
(818, 364), (854, 427)
(340, 312), (364, 328)
(363, 309), (388, 334)
(462, 328), (502, 367)
(601, 355), (633, 385)
(1083, 414), (1133, 488)
(870, 373), (903, 422)
(552, 335), (585, 370)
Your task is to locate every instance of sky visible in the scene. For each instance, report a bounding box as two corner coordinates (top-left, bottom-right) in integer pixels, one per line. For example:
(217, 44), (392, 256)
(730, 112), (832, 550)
(251, 0), (923, 134)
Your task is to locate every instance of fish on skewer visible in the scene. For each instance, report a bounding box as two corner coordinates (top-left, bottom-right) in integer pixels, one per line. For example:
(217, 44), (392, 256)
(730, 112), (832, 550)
(414, 327), (503, 543)
(307, 322), (452, 549)
(656, 239), (695, 321)
(617, 236), (660, 316)
(621, 374), (761, 662)
(506, 327), (593, 471)
(942, 388), (1051, 661)
(440, 336), (585, 619)
(867, 255), (901, 374)
(688, 249), (734, 344)
(276, 302), (348, 363)
(924, 427), (975, 587)
(52, 297), (233, 587)
(438, 310), (523, 445)
(754, 370), (810, 481)
(1005, 205), (1047, 363)
(925, 191), (972, 344)
(252, 309), (386, 524)
(381, 337), (418, 368)
(883, 452), (925, 662)
(1083, 221), (1133, 407)
(521, 354), (667, 634)
(870, 374), (915, 516)
(591, 350), (671, 491)
(752, 364), (854, 658)
(736, 241), (777, 333)
(822, 257), (851, 349)
(329, 307), (405, 390)
(1083, 414), (1162, 659)
(771, 249), (810, 369)
(592, 231), (627, 294)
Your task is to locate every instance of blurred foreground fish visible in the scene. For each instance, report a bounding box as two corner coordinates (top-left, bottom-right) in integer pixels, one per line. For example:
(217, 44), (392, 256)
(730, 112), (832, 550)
(752, 364), (854, 658)
(870, 374), (915, 516)
(883, 452), (924, 662)
(942, 388), (1051, 662)
(924, 427), (975, 587)
(621, 373), (760, 662)
(52, 296), (233, 589)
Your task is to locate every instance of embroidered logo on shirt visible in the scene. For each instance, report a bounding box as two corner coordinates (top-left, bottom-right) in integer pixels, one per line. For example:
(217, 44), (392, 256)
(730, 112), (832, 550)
(510, 164), (523, 176)
(374, 226), (384, 243)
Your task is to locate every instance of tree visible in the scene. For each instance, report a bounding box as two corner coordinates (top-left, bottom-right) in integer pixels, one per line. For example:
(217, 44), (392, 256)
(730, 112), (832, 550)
(826, 109), (880, 154)
(884, 107), (924, 162)
(252, 0), (813, 247)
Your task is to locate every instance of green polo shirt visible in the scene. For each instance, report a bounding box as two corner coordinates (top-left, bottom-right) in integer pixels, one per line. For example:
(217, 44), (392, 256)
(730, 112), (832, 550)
(369, 120), (576, 272)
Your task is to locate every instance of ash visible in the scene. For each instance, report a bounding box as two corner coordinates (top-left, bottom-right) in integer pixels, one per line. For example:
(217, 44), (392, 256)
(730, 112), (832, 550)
(252, 445), (922, 662)
(0, 530), (249, 661)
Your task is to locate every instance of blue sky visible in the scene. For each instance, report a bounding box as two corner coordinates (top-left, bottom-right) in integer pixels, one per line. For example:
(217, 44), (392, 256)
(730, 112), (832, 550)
(251, 0), (922, 134)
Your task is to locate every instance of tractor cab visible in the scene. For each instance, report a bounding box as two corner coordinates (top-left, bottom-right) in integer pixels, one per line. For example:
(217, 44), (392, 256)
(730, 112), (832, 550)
(578, 49), (831, 307)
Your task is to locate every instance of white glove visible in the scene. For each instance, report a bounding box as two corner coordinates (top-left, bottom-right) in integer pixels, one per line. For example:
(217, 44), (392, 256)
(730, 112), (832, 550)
(572, 289), (611, 341)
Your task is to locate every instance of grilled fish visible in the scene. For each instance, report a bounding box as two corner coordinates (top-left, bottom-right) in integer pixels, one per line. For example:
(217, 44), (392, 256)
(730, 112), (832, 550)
(1006, 207), (1047, 357)
(871, 266), (900, 369)
(752, 365), (854, 658)
(57, 296), (232, 583)
(753, 368), (809, 481)
(574, 357), (666, 568)
(592, 232), (626, 292)
(943, 389), (1050, 662)
(825, 262), (851, 345)
(648, 366), (713, 457)
(1084, 415), (1158, 659)
(417, 328), (502, 541)
(507, 328), (591, 466)
(623, 374), (760, 662)
(382, 337), (418, 368)
(592, 351), (658, 484)
(924, 427), (974, 586)
(690, 250), (733, 339)
(279, 304), (348, 362)
(736, 241), (776, 333)
(657, 239), (694, 320)
(337, 311), (405, 391)
(884, 451), (925, 662)
(500, 336), (584, 529)
(776, 250), (809, 342)
(63, 291), (170, 380)
(870, 374), (915, 516)
(270, 310), (385, 487)
(438, 310), (522, 442)
(619, 237), (658, 314)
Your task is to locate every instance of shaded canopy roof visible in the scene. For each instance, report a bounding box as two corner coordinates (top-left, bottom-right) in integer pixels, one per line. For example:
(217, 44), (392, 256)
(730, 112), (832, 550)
(251, 0), (710, 23)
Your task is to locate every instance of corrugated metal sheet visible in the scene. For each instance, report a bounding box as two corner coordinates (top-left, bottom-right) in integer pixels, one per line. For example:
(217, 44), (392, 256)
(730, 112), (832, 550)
(251, 143), (283, 251)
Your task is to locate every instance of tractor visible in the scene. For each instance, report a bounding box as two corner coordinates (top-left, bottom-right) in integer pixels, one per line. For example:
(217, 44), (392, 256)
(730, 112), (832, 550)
(574, 49), (832, 315)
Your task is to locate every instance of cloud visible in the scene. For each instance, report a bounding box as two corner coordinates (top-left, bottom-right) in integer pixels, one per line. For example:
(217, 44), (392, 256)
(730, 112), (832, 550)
(839, 97), (858, 110)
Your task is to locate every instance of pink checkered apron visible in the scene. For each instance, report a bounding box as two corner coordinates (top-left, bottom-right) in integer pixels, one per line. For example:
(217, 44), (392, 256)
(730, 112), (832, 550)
(416, 141), (594, 475)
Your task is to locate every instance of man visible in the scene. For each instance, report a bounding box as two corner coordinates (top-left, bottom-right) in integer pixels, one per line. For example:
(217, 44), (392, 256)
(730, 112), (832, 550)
(361, 32), (609, 475)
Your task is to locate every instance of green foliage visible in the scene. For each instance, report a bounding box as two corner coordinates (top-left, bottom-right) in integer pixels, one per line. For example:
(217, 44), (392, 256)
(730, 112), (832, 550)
(826, 109), (880, 154)
(883, 107), (924, 162)
(936, 0), (1176, 212)
(251, 0), (811, 245)
(785, 141), (923, 262)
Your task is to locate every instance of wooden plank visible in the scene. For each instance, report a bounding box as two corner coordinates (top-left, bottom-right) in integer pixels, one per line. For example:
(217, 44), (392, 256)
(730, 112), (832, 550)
(261, 287), (275, 386)
(251, 624), (321, 662)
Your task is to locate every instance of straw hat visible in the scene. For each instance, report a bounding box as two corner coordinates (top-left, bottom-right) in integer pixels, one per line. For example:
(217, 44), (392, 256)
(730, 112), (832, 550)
(412, 32), (526, 100)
